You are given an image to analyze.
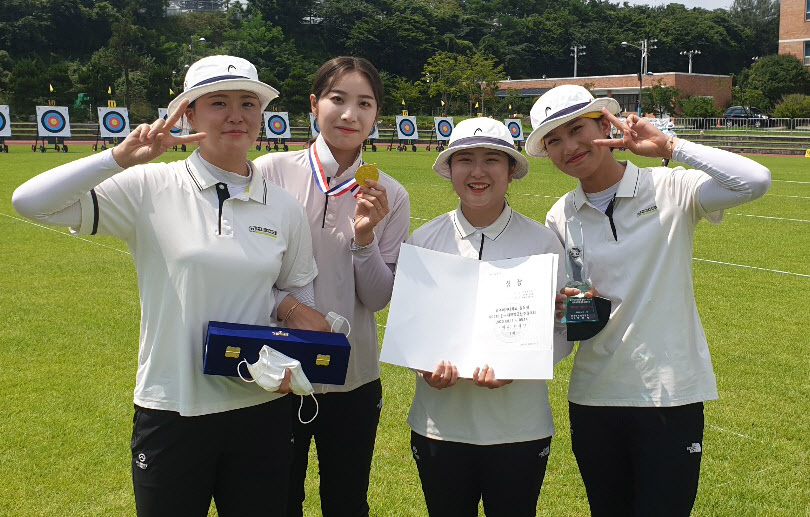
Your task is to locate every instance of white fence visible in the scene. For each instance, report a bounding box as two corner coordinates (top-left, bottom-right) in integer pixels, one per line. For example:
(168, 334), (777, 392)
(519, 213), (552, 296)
(671, 117), (810, 131)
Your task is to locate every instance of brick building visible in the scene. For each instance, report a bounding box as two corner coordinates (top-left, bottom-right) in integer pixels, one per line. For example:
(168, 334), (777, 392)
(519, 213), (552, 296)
(497, 72), (732, 115)
(778, 0), (810, 66)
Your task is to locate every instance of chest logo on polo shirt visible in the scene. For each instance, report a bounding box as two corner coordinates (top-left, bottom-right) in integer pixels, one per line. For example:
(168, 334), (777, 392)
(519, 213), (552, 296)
(249, 225), (277, 238)
(569, 247), (582, 259)
(637, 205), (658, 217)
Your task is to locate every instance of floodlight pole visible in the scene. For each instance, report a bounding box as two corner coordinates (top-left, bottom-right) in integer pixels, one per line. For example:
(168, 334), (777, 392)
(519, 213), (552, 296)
(680, 50), (701, 74)
(622, 39), (656, 116)
(571, 44), (586, 78)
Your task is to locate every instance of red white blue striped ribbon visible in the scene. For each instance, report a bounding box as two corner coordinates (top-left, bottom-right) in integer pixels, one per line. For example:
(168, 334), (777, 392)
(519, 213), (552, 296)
(308, 142), (361, 197)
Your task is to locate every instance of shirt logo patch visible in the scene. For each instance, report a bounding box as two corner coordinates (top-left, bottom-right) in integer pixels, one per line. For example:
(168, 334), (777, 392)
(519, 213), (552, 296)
(637, 205), (658, 217)
(249, 225), (277, 238)
(569, 246), (582, 259)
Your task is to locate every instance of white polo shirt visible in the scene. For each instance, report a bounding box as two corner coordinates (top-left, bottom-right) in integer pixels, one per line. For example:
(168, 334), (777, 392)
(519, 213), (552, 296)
(545, 160), (723, 407)
(254, 136), (410, 392)
(75, 150), (317, 416)
(407, 204), (570, 445)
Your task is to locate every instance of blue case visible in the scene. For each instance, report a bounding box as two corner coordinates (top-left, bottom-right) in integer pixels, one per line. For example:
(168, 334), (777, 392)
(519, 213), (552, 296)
(204, 321), (351, 385)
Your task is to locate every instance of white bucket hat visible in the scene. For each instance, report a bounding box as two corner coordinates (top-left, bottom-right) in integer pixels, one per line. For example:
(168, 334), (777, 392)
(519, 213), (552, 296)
(433, 117), (530, 179)
(525, 85), (621, 157)
(167, 55), (279, 114)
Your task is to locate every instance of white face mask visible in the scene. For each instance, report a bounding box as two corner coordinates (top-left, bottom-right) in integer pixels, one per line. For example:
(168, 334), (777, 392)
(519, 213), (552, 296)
(326, 311), (351, 336)
(238, 346), (318, 424)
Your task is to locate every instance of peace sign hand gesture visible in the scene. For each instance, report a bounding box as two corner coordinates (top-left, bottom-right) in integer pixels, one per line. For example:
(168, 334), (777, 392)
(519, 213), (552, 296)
(592, 107), (676, 159)
(111, 99), (207, 169)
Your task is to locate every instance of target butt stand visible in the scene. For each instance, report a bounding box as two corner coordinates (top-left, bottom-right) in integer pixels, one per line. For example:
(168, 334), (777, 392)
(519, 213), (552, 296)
(33, 136), (67, 153)
(0, 138), (8, 153)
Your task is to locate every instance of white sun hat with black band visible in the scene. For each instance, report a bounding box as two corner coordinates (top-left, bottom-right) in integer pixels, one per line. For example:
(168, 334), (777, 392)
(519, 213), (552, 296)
(167, 55), (279, 114)
(433, 117), (530, 179)
(525, 85), (621, 158)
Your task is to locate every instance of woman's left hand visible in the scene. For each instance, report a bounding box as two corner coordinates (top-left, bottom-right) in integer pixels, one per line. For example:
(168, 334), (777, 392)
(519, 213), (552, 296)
(593, 107), (675, 159)
(354, 179), (389, 246)
(472, 365), (513, 389)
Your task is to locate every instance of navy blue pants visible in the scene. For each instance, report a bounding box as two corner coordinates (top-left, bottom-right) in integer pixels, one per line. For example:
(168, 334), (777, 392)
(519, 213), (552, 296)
(131, 397), (293, 517)
(569, 402), (705, 517)
(411, 431), (552, 517)
(287, 379), (383, 517)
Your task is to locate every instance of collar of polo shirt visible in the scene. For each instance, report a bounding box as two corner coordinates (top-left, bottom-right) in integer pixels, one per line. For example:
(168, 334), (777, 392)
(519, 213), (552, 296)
(312, 134), (363, 179)
(452, 201), (513, 240)
(185, 149), (268, 204)
(571, 161), (641, 212)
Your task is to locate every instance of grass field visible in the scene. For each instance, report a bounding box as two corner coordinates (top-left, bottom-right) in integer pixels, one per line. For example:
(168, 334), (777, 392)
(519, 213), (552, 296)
(1, 144), (808, 516)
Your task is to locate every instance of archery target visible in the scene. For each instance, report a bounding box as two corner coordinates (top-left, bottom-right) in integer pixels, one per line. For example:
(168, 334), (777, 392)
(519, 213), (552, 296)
(368, 122), (379, 140)
(264, 112), (291, 139)
(309, 113), (320, 137)
(433, 117), (454, 141)
(396, 116), (418, 140)
(504, 119), (524, 141)
(158, 108), (189, 136)
(0, 106), (10, 137)
(36, 106), (71, 137)
(98, 107), (131, 138)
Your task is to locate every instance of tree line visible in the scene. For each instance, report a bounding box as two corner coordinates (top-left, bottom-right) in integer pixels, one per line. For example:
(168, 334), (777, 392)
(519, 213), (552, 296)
(2, 0), (809, 123)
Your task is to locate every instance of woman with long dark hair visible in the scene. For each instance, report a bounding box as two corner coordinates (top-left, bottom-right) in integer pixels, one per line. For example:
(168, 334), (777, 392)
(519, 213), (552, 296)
(254, 57), (410, 516)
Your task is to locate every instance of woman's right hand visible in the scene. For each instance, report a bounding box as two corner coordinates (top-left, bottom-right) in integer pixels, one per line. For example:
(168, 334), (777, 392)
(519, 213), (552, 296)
(419, 360), (459, 390)
(111, 98), (206, 169)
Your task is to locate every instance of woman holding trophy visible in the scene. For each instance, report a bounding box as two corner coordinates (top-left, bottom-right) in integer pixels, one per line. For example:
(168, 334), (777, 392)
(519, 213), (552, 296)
(527, 85), (771, 516)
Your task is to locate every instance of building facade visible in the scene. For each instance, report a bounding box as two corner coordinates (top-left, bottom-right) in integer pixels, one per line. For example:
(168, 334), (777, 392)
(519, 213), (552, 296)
(497, 73), (732, 115)
(778, 0), (810, 66)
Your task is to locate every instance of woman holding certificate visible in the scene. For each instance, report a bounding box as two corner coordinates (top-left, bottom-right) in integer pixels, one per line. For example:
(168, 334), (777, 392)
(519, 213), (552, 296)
(404, 118), (570, 516)
(12, 56), (320, 515)
(253, 57), (410, 517)
(527, 85), (771, 517)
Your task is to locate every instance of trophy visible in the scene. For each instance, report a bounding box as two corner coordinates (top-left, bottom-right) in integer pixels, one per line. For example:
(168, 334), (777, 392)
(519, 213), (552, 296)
(562, 218), (598, 324)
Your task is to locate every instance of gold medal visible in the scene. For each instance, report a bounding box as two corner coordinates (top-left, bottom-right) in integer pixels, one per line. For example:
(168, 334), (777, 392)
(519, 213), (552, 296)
(355, 164), (379, 187)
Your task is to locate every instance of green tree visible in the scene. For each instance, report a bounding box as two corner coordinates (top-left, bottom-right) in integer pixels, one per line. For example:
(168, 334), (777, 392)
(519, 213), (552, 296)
(460, 52), (506, 116)
(746, 54), (810, 109)
(641, 81), (680, 117)
(678, 96), (721, 118)
(729, 0), (779, 59)
(8, 58), (46, 116)
(772, 94), (810, 119)
(422, 52), (467, 111)
(107, 3), (145, 108)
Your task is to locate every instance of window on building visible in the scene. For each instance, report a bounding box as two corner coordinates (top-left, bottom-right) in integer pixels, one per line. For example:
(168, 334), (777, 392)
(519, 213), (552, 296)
(807, 0), (810, 21)
(806, 41), (810, 66)
(611, 94), (639, 114)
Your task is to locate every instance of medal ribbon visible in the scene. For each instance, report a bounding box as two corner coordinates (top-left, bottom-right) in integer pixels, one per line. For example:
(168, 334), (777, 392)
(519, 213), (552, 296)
(308, 142), (361, 198)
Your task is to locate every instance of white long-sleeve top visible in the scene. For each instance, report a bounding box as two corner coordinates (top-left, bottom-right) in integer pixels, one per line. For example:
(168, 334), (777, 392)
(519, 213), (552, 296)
(545, 139), (770, 407)
(12, 149), (318, 416)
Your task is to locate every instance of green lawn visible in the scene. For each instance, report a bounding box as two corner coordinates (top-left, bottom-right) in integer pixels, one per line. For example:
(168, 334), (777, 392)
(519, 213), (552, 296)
(1, 145), (808, 516)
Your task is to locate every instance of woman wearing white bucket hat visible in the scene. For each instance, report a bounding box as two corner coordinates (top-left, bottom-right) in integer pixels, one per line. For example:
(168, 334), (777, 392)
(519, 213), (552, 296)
(405, 117), (571, 516)
(527, 84), (771, 516)
(12, 55), (323, 516)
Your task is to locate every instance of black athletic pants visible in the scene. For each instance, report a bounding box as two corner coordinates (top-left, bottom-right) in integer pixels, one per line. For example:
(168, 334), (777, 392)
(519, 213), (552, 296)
(569, 402), (705, 517)
(287, 378), (383, 517)
(131, 396), (293, 517)
(410, 431), (552, 517)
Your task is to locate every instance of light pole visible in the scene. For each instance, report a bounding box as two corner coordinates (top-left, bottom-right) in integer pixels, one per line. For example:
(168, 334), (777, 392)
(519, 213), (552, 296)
(571, 44), (586, 78)
(680, 50), (701, 74)
(622, 39), (657, 115)
(189, 36), (206, 63)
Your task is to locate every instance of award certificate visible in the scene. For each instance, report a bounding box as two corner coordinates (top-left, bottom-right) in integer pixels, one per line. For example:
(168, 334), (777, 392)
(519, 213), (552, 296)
(380, 244), (558, 379)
